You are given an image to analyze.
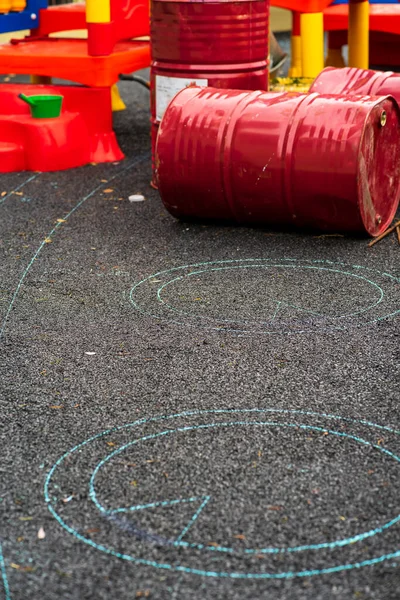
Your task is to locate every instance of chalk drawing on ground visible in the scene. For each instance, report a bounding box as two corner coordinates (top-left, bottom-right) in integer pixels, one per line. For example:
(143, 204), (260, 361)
(129, 259), (400, 335)
(0, 542), (12, 600)
(0, 155), (149, 341)
(45, 408), (400, 579)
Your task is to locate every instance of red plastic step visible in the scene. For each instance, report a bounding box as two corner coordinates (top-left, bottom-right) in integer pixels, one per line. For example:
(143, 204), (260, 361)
(0, 84), (125, 173)
(0, 141), (25, 172)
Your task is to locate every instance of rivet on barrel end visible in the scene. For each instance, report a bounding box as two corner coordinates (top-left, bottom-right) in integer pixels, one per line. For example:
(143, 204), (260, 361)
(380, 111), (387, 127)
(375, 214), (382, 225)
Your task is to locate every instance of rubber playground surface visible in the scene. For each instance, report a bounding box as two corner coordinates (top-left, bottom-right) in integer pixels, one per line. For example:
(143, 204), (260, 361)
(1, 68), (400, 599)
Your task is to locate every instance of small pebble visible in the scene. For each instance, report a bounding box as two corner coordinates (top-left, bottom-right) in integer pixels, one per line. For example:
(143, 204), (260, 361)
(129, 194), (145, 202)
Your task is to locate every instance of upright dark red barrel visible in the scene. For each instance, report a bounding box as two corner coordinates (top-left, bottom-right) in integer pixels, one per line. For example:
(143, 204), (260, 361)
(311, 67), (400, 104)
(156, 87), (400, 236)
(150, 0), (270, 183)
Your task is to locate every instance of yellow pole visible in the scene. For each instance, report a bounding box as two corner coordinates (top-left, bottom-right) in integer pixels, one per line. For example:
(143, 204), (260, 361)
(86, 0), (111, 24)
(300, 12), (324, 79)
(10, 0), (26, 11)
(288, 35), (302, 78)
(0, 1), (12, 13)
(348, 0), (369, 69)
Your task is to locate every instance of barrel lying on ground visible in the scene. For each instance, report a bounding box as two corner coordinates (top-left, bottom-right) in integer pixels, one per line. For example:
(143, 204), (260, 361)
(156, 87), (400, 237)
(311, 67), (400, 104)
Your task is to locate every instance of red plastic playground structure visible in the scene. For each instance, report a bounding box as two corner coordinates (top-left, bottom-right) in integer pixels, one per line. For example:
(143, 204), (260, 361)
(0, 0), (150, 172)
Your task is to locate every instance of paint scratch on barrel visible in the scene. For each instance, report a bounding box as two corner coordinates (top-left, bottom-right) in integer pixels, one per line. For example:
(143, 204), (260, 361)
(255, 154), (275, 187)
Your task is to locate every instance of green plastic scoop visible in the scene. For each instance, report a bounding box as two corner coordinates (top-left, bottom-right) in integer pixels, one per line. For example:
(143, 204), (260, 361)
(18, 93), (63, 119)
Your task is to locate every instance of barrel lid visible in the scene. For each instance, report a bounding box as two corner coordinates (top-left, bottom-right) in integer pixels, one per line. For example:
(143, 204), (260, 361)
(358, 96), (400, 237)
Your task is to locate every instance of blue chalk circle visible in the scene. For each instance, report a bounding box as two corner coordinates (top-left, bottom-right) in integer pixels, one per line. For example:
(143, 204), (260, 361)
(45, 408), (400, 579)
(129, 259), (400, 335)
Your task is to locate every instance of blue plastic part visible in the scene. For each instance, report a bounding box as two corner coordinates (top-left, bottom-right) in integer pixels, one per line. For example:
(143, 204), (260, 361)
(0, 0), (48, 35)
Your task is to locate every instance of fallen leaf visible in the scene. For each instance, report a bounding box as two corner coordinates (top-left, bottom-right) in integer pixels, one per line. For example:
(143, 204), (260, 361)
(339, 515), (346, 521)
(56, 219), (66, 223)
(50, 405), (63, 410)
(103, 188), (114, 193)
(1, 191), (7, 197)
(267, 505), (283, 511)
(136, 591), (150, 598)
(44, 238), (52, 244)
(17, 537), (24, 542)
(130, 480), (138, 487)
(14, 191), (23, 196)
(377, 439), (384, 446)
(85, 528), (100, 534)
(37, 527), (45, 540)
(19, 517), (33, 521)
(106, 442), (116, 447)
(101, 179), (108, 183)
(234, 534), (246, 540)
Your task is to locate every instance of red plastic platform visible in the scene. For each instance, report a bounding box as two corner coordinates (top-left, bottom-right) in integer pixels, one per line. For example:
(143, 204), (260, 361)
(0, 39), (150, 87)
(324, 4), (400, 35)
(33, 2), (150, 47)
(0, 84), (124, 172)
(324, 4), (400, 66)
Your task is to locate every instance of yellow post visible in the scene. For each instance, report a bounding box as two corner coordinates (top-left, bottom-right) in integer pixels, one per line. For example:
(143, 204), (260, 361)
(0, 1), (12, 13)
(288, 35), (302, 78)
(111, 84), (127, 112)
(300, 12), (324, 79)
(10, 0), (26, 11)
(86, 0), (111, 24)
(348, 0), (369, 69)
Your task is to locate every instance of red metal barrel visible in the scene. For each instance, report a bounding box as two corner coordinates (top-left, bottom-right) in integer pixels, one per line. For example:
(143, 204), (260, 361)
(156, 87), (400, 236)
(310, 67), (400, 103)
(150, 0), (270, 184)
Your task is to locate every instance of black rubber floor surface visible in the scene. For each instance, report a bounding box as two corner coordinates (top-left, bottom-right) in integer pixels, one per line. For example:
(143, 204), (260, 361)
(1, 74), (400, 600)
